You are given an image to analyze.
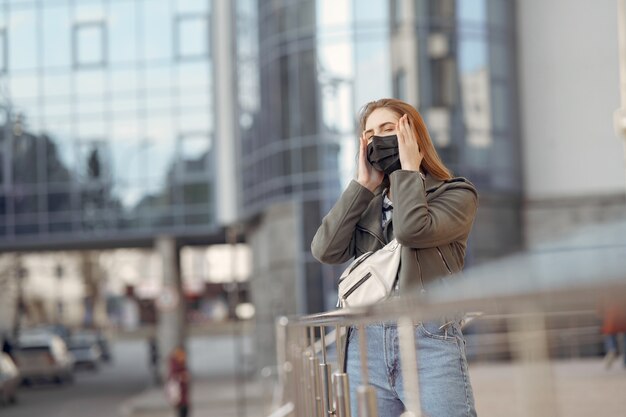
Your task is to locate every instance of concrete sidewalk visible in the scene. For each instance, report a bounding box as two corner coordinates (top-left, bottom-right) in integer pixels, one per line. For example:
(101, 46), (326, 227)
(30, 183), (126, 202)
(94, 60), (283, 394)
(121, 358), (626, 416)
(471, 358), (626, 417)
(119, 375), (270, 417)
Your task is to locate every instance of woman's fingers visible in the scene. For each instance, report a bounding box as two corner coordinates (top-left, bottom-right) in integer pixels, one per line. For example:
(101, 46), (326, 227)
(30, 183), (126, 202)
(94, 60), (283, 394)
(397, 114), (423, 172)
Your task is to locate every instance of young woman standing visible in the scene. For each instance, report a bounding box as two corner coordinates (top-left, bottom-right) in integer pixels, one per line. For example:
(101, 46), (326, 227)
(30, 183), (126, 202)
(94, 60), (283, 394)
(312, 98), (478, 416)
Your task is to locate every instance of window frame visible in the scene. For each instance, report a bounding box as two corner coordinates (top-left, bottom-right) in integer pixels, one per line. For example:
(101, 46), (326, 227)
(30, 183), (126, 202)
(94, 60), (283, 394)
(173, 13), (210, 61)
(0, 27), (7, 74)
(72, 20), (107, 69)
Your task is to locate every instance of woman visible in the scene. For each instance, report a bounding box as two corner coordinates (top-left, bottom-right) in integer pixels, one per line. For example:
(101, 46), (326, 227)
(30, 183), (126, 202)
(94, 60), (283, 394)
(311, 98), (478, 416)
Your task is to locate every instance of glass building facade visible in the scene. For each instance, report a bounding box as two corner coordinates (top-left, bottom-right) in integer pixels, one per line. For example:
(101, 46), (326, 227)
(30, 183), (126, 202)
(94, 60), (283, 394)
(237, 0), (522, 313)
(0, 0), (217, 249)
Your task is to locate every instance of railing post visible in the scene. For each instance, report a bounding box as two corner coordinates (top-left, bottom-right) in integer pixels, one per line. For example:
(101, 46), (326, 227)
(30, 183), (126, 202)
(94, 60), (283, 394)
(319, 326), (334, 416)
(397, 317), (421, 417)
(333, 371), (351, 417)
(356, 323), (378, 417)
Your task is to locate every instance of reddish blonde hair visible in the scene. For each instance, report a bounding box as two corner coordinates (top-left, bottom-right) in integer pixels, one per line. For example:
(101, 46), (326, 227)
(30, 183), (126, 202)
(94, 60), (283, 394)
(358, 98), (452, 180)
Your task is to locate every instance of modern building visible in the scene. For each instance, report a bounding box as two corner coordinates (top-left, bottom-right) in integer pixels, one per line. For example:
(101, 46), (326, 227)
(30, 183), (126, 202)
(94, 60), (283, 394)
(0, 0), (235, 364)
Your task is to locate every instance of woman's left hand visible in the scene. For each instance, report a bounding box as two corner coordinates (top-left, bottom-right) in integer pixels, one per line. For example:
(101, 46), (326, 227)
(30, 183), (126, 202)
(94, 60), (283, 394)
(397, 114), (424, 171)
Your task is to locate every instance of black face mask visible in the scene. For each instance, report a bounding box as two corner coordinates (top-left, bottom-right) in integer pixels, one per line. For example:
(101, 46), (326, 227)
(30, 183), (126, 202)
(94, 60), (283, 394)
(367, 134), (401, 176)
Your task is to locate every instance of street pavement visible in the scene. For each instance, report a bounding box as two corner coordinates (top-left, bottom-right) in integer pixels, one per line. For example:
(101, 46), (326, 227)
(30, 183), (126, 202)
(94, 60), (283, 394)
(0, 334), (256, 417)
(1, 339), (152, 417)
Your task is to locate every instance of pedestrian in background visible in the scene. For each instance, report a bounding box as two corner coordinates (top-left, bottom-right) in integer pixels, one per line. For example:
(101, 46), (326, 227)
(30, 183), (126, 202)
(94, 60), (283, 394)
(312, 98), (478, 417)
(602, 303), (626, 369)
(166, 346), (190, 417)
(148, 336), (161, 385)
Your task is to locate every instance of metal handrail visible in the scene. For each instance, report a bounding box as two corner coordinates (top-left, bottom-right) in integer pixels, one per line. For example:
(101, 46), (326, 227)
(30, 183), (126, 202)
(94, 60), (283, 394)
(269, 225), (626, 417)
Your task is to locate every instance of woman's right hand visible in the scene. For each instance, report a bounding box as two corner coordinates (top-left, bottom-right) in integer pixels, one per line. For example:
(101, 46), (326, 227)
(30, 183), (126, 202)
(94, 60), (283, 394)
(357, 134), (384, 192)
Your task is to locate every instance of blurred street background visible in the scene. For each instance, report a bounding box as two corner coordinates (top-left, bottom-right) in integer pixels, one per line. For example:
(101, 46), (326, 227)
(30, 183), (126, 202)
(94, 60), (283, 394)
(0, 0), (625, 416)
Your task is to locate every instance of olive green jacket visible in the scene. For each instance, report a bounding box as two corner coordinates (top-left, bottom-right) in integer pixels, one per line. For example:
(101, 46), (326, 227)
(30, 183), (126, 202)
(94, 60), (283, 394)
(311, 170), (478, 292)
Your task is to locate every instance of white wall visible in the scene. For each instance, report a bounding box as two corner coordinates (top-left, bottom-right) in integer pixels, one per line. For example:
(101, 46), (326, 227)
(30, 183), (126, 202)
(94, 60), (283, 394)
(517, 0), (625, 199)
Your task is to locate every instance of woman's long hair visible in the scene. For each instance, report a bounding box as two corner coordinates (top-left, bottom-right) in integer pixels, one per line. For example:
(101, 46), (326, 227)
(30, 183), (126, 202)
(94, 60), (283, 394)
(358, 98), (452, 180)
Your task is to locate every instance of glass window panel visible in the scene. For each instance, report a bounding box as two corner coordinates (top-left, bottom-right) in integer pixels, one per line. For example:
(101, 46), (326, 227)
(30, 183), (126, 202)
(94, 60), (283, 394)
(12, 134), (39, 184)
(459, 37), (487, 74)
(176, 0), (209, 14)
(75, 1), (105, 21)
(76, 99), (105, 118)
(11, 102), (39, 132)
(14, 192), (39, 214)
(178, 132), (210, 171)
(9, 73), (38, 99)
(178, 92), (208, 109)
(110, 68), (137, 94)
(43, 6), (71, 69)
(393, 69), (407, 101)
(486, 0), (509, 28)
(47, 190), (72, 213)
(176, 61), (209, 89)
(458, 0), (487, 25)
(111, 119), (140, 144)
(181, 182), (209, 206)
(142, 0), (171, 61)
(110, 96), (138, 115)
(176, 15), (208, 59)
(144, 93), (171, 114)
(354, 40), (391, 106)
(74, 22), (106, 67)
(76, 70), (105, 96)
(109, 1), (137, 64)
(0, 28), (6, 73)
(489, 41), (509, 79)
(77, 119), (106, 139)
(178, 111), (210, 132)
(43, 122), (74, 174)
(43, 73), (71, 98)
(8, 9), (37, 71)
(145, 66), (172, 92)
(491, 83), (509, 131)
(146, 114), (174, 145)
(354, 0), (387, 24)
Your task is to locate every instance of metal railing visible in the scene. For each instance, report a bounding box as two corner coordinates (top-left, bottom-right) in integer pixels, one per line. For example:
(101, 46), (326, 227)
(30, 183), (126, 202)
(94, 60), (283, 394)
(267, 224), (626, 417)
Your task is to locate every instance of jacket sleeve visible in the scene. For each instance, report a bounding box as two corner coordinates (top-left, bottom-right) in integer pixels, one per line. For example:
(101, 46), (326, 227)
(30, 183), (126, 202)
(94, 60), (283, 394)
(390, 170), (478, 249)
(311, 180), (375, 264)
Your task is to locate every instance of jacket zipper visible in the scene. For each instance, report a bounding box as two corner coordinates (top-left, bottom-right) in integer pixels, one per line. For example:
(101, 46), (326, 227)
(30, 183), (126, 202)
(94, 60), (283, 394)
(342, 272), (372, 300)
(414, 251), (426, 292)
(437, 247), (452, 274)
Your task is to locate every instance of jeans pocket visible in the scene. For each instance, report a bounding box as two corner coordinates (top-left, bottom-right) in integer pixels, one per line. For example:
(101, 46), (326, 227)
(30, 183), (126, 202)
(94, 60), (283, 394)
(417, 320), (458, 342)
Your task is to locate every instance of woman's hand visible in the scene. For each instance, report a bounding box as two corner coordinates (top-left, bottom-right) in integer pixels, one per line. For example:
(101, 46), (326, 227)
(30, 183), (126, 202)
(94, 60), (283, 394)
(357, 133), (384, 192)
(397, 114), (424, 172)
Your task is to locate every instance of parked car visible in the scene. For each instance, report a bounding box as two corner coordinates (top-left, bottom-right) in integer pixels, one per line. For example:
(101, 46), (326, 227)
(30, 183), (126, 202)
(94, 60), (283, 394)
(0, 353), (20, 404)
(14, 334), (74, 385)
(67, 332), (102, 370)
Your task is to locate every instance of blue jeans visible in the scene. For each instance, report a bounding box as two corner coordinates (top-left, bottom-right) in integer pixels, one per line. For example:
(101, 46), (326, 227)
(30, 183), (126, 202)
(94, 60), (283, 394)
(604, 333), (626, 365)
(346, 320), (477, 417)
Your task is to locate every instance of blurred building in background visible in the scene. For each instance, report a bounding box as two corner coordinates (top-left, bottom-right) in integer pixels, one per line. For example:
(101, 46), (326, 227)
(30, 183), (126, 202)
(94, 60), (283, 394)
(0, 0), (623, 369)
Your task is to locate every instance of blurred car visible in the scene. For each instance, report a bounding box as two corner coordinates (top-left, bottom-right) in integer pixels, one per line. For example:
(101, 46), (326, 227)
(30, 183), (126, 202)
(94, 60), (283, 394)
(14, 334), (74, 385)
(67, 332), (102, 370)
(0, 353), (20, 404)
